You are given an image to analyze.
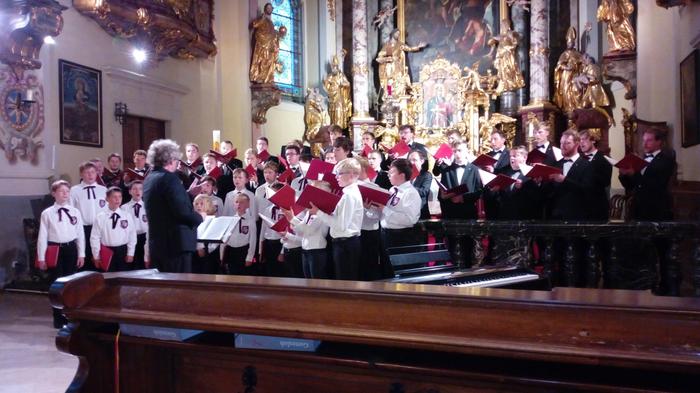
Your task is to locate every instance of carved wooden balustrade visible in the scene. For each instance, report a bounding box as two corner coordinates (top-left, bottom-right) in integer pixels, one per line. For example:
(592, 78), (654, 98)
(416, 219), (700, 296)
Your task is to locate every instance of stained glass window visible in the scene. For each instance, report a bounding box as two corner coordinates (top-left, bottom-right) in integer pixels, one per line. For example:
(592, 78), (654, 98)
(271, 0), (303, 101)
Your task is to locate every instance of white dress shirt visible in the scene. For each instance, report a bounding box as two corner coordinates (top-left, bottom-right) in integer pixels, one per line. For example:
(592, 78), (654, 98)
(70, 182), (107, 225)
(122, 199), (149, 260)
(37, 203), (86, 260)
(562, 153), (580, 177)
(223, 188), (257, 218)
(380, 181), (422, 229)
(316, 182), (363, 239)
(255, 182), (273, 214)
(225, 211), (257, 261)
(641, 149), (661, 175)
(359, 180), (380, 231)
(291, 211), (329, 250)
(260, 204), (285, 241)
(90, 207), (137, 258)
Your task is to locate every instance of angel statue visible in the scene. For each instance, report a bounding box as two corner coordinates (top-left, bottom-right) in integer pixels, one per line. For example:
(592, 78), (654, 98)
(553, 26), (584, 113)
(597, 0), (636, 52)
(487, 28), (525, 93)
(322, 50), (352, 129)
(574, 54), (610, 109)
(376, 29), (427, 98)
(303, 88), (328, 142)
(249, 3), (287, 84)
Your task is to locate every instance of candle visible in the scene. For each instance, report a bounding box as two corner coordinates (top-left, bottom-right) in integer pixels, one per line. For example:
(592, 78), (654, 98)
(528, 122), (534, 138)
(387, 84), (392, 96)
(212, 129), (220, 151)
(25, 89), (34, 102)
(51, 145), (55, 170)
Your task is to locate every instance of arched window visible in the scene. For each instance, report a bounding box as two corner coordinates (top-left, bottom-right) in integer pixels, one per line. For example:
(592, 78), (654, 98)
(271, 0), (303, 101)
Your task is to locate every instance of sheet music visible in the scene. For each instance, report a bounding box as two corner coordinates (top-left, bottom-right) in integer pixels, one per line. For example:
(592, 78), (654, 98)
(197, 216), (240, 243)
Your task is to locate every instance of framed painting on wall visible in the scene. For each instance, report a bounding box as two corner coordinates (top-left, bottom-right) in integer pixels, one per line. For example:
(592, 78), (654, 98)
(397, 0), (503, 81)
(59, 59), (102, 148)
(680, 49), (699, 148)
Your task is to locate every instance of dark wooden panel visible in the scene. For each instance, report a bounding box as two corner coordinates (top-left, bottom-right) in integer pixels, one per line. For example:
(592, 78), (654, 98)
(50, 271), (700, 393)
(140, 117), (165, 150)
(122, 115), (141, 164)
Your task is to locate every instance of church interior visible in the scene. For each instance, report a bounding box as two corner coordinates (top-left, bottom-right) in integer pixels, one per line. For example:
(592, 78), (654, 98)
(1, 0), (700, 392)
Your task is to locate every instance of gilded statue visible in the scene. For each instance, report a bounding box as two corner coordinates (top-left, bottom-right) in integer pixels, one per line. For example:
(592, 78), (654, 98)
(322, 51), (352, 129)
(376, 29), (427, 97)
(575, 55), (610, 108)
(249, 3), (287, 84)
(487, 28), (525, 93)
(553, 27), (584, 113)
(597, 0), (636, 52)
(304, 88), (328, 142)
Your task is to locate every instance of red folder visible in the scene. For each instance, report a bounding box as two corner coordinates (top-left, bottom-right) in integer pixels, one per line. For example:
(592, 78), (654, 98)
(258, 149), (271, 162)
(526, 149), (547, 165)
(268, 184), (296, 210)
(366, 165), (377, 181)
(361, 144), (373, 157)
(271, 216), (291, 233)
(305, 159), (335, 181)
(277, 167), (295, 184)
(187, 180), (204, 197)
(278, 156), (288, 169)
(613, 154), (649, 173)
(437, 181), (469, 198)
(432, 143), (453, 161)
(244, 164), (257, 178)
(358, 184), (392, 206)
(179, 157), (203, 169)
(35, 245), (60, 269)
(524, 163), (562, 179)
(411, 164), (420, 180)
(478, 169), (517, 189)
(382, 140), (410, 157)
(98, 244), (114, 272)
(296, 185), (342, 214)
(472, 154), (498, 170)
(321, 172), (342, 194)
(126, 168), (146, 181)
(209, 149), (237, 164)
(207, 166), (223, 180)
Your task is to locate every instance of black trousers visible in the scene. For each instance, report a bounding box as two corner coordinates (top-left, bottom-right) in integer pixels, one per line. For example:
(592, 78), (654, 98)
(380, 228), (421, 279)
(284, 247), (303, 278)
(152, 252), (193, 273)
(262, 238), (285, 277)
(331, 236), (360, 280)
(360, 229), (381, 281)
(193, 245), (221, 274)
(80, 225), (95, 272)
(302, 248), (328, 279)
(48, 240), (78, 328)
(224, 244), (249, 275)
(132, 233), (147, 270)
(105, 244), (129, 272)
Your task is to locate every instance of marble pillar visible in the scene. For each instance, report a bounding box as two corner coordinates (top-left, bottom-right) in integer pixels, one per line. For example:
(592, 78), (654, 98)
(512, 3), (529, 110)
(528, 0), (549, 105)
(350, 0), (379, 150)
(518, 0), (558, 146)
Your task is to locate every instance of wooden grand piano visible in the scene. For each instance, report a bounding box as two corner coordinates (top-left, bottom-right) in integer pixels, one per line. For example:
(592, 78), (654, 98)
(51, 270), (700, 392)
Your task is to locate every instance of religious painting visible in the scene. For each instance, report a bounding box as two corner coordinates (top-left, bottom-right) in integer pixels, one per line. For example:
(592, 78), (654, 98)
(59, 60), (102, 147)
(680, 49), (699, 148)
(422, 78), (460, 129)
(398, 0), (501, 81)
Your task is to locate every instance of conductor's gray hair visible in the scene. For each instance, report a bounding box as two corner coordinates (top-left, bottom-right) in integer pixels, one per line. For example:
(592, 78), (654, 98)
(147, 139), (182, 167)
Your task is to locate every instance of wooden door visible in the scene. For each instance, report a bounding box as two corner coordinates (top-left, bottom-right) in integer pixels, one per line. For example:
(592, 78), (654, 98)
(122, 115), (165, 166)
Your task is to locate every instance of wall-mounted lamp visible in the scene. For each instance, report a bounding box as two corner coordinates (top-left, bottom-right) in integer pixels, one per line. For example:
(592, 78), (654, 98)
(114, 102), (128, 125)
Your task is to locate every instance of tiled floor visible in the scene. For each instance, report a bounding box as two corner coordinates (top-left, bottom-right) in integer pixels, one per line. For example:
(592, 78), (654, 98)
(0, 292), (78, 393)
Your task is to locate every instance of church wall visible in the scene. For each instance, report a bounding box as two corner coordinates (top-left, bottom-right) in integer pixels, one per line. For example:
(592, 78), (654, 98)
(637, 2), (700, 182)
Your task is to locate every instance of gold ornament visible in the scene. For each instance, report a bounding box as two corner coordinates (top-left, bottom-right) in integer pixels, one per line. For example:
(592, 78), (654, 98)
(249, 3), (287, 84)
(323, 51), (352, 129)
(376, 29), (426, 97)
(488, 28), (525, 93)
(553, 27), (585, 113)
(597, 0), (636, 53)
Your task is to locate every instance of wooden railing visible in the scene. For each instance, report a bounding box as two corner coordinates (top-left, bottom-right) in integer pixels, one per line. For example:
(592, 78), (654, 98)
(416, 220), (700, 296)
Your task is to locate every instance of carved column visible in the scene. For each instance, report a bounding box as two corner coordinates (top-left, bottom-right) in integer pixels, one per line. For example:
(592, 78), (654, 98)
(518, 0), (558, 144)
(349, 0), (380, 150)
(512, 4), (529, 113)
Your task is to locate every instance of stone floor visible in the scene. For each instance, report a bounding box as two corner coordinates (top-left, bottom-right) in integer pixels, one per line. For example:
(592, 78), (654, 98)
(0, 291), (77, 393)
